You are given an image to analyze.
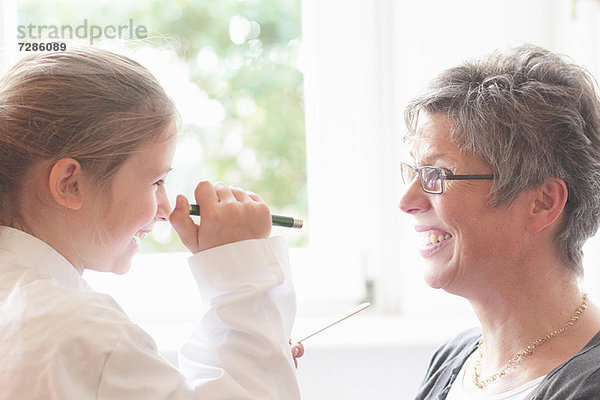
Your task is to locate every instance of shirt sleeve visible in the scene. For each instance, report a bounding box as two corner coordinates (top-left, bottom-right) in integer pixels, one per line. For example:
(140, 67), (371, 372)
(179, 236), (300, 400)
(98, 236), (300, 400)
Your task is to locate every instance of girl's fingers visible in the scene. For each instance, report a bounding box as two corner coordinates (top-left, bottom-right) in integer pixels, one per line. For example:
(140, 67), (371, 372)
(230, 185), (251, 202)
(247, 191), (265, 203)
(169, 195), (200, 253)
(174, 181), (272, 253)
(193, 181), (219, 215)
(214, 182), (236, 203)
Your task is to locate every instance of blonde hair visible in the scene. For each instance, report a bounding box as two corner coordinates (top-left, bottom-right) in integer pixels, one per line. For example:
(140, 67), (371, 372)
(0, 46), (176, 218)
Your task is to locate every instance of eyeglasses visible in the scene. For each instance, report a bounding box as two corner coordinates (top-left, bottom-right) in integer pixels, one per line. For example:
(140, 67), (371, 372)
(400, 162), (494, 194)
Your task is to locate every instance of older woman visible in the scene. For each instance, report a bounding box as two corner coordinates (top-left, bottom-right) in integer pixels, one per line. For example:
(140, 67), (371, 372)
(399, 44), (600, 399)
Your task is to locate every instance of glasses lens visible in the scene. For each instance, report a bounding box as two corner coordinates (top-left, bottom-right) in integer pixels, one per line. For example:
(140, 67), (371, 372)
(420, 167), (442, 193)
(400, 163), (416, 185)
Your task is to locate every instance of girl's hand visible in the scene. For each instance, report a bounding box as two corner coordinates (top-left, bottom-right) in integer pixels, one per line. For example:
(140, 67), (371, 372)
(290, 339), (304, 368)
(169, 181), (272, 253)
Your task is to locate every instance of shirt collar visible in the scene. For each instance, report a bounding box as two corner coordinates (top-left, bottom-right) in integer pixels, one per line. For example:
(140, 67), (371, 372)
(0, 226), (91, 292)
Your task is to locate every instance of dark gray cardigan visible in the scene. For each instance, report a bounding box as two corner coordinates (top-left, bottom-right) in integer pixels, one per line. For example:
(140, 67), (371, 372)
(415, 328), (600, 400)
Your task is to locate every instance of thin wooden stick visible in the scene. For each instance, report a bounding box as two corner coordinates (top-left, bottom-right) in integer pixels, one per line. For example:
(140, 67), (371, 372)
(297, 302), (371, 343)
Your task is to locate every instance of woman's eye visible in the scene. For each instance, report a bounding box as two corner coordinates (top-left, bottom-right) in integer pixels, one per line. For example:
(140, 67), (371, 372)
(153, 179), (165, 187)
(440, 167), (455, 176)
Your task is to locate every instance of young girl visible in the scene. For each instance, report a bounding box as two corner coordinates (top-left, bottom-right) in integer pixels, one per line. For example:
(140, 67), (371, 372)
(0, 46), (301, 399)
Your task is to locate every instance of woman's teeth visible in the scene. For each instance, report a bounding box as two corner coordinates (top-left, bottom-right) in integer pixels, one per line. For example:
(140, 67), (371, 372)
(424, 233), (452, 245)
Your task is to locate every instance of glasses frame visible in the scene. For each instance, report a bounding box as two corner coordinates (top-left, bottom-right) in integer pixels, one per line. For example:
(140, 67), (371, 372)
(401, 162), (494, 194)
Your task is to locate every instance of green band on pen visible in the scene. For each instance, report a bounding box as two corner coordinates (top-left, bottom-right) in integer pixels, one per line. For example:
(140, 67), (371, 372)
(188, 204), (303, 229)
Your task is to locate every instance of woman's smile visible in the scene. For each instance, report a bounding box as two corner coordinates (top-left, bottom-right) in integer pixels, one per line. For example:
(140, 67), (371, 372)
(415, 226), (453, 257)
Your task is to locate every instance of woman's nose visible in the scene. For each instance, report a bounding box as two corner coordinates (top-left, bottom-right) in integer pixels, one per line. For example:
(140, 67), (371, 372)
(398, 178), (431, 215)
(156, 186), (172, 221)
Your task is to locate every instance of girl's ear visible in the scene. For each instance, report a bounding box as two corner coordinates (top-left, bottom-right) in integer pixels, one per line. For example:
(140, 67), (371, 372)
(48, 158), (84, 210)
(527, 177), (568, 233)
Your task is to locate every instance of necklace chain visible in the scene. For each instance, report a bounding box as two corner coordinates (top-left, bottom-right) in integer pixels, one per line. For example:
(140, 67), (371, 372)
(472, 292), (588, 390)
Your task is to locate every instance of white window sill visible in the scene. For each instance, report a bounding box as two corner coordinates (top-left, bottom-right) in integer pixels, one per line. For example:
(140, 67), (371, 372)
(142, 314), (477, 361)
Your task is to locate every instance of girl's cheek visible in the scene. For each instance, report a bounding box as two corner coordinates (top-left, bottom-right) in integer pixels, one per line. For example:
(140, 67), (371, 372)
(134, 191), (159, 223)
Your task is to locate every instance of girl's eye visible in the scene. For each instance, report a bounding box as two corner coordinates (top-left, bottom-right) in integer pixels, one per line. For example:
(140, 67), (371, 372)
(153, 179), (165, 187)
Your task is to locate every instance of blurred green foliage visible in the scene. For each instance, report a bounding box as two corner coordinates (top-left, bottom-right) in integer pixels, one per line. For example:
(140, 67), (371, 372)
(18, 0), (307, 250)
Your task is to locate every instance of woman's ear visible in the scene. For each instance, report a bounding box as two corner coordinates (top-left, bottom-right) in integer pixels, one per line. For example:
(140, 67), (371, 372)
(527, 177), (568, 233)
(48, 158), (84, 210)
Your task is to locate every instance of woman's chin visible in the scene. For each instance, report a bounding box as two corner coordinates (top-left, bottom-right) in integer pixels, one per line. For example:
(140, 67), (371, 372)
(422, 259), (456, 290)
(423, 272), (450, 289)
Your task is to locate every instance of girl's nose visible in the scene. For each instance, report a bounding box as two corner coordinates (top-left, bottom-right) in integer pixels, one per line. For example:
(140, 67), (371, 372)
(156, 186), (172, 221)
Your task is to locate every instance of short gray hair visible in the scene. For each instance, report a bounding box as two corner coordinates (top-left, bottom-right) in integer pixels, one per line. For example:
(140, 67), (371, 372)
(404, 44), (600, 277)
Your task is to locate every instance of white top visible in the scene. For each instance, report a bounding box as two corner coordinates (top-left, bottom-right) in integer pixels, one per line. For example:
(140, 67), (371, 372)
(0, 226), (300, 399)
(446, 352), (544, 400)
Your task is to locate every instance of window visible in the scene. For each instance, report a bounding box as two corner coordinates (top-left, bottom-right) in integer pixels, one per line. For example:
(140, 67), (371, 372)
(8, 0), (336, 348)
(16, 0), (307, 249)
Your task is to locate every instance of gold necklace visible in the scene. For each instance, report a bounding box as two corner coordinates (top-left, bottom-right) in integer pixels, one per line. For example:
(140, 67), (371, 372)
(472, 293), (588, 389)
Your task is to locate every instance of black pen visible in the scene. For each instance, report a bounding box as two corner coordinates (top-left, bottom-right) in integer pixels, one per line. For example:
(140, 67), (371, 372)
(189, 204), (303, 229)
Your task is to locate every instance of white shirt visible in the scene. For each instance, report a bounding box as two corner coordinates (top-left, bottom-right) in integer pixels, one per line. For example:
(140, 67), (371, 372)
(0, 226), (300, 399)
(446, 351), (544, 400)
